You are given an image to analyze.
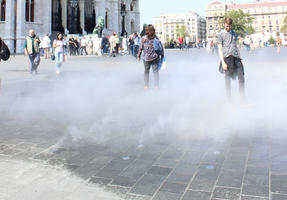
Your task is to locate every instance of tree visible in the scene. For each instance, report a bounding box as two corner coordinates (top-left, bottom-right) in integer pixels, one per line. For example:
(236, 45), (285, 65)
(175, 24), (188, 38)
(281, 16), (287, 33)
(219, 10), (255, 37)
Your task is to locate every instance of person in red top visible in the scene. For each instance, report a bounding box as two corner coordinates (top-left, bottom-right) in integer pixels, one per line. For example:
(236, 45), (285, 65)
(178, 37), (184, 50)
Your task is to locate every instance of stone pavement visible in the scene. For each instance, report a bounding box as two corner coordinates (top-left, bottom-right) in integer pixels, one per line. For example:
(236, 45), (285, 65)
(0, 48), (287, 200)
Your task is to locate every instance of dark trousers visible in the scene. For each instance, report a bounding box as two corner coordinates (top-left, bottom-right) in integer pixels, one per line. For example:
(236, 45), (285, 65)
(28, 53), (40, 72)
(80, 46), (88, 55)
(224, 56), (245, 99)
(134, 45), (139, 57)
(144, 58), (159, 87)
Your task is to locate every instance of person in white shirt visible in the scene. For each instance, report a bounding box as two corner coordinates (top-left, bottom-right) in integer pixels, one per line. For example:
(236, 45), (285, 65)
(42, 34), (51, 59)
(80, 37), (88, 55)
(53, 33), (64, 75)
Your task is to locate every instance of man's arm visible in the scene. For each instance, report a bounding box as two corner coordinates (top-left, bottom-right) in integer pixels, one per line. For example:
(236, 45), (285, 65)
(137, 38), (144, 61)
(218, 44), (228, 70)
(24, 39), (28, 56)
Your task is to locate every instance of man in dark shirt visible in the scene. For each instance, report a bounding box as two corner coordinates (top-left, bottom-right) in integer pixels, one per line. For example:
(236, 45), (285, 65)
(217, 18), (245, 101)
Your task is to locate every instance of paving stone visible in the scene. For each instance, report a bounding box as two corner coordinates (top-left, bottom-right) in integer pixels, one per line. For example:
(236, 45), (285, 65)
(104, 156), (136, 171)
(272, 193), (287, 200)
(181, 190), (211, 200)
(180, 151), (203, 164)
(201, 152), (226, 165)
(75, 163), (105, 179)
(125, 194), (151, 200)
(152, 191), (182, 200)
(137, 153), (160, 161)
(172, 164), (198, 175)
(159, 181), (187, 194)
(129, 174), (165, 196)
(63, 164), (80, 171)
(104, 185), (130, 198)
(95, 168), (122, 179)
(111, 175), (137, 187)
(217, 168), (244, 188)
(166, 172), (194, 184)
(147, 166), (173, 177)
(241, 196), (269, 200)
(160, 148), (184, 160)
(89, 176), (113, 186)
(120, 160), (153, 180)
(189, 164), (221, 192)
(271, 174), (287, 194)
(0, 148), (22, 156)
(153, 159), (178, 168)
(242, 184), (269, 197)
(212, 187), (241, 200)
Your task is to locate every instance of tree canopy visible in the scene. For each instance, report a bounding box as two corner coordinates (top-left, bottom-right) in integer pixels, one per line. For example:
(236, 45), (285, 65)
(175, 24), (188, 38)
(281, 16), (287, 33)
(219, 10), (255, 37)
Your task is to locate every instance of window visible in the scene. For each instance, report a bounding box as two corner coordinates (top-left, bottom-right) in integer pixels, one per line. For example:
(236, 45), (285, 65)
(26, 0), (35, 22)
(0, 0), (5, 21)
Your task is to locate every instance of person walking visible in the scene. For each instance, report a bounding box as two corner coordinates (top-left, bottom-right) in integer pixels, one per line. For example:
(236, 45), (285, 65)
(63, 35), (68, 61)
(122, 34), (128, 55)
(80, 37), (88, 55)
(178, 36), (184, 50)
(128, 34), (135, 56)
(276, 33), (282, 54)
(87, 37), (94, 55)
(109, 32), (118, 57)
(137, 24), (164, 89)
(42, 34), (51, 59)
(133, 33), (140, 58)
(53, 33), (64, 75)
(217, 18), (245, 101)
(101, 34), (109, 56)
(24, 30), (41, 74)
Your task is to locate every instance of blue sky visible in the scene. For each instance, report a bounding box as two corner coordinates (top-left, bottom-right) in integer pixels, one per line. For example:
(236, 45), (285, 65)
(140, 0), (282, 26)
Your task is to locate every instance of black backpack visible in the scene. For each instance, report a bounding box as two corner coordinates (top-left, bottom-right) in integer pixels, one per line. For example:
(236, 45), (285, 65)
(0, 38), (10, 61)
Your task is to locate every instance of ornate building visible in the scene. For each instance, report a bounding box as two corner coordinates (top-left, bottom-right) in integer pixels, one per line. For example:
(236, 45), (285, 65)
(0, 0), (140, 53)
(206, 1), (287, 37)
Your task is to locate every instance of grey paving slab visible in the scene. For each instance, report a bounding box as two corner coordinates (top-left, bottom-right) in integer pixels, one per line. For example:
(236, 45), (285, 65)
(88, 176), (113, 186)
(271, 174), (287, 194)
(153, 159), (178, 168)
(111, 175), (138, 187)
(166, 172), (194, 184)
(147, 166), (173, 177)
(272, 193), (287, 200)
(159, 181), (187, 194)
(212, 187), (241, 200)
(242, 184), (269, 197)
(217, 168), (244, 188)
(189, 164), (221, 192)
(241, 195), (269, 200)
(181, 190), (212, 200)
(152, 191), (182, 200)
(129, 174), (166, 196)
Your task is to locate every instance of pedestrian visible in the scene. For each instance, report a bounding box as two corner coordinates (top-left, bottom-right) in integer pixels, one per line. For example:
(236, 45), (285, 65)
(244, 35), (251, 52)
(42, 34), (51, 59)
(276, 33), (282, 54)
(133, 33), (140, 57)
(217, 18), (245, 101)
(178, 36), (183, 50)
(80, 37), (88, 55)
(53, 33), (64, 75)
(69, 36), (76, 55)
(24, 29), (41, 75)
(185, 36), (190, 51)
(137, 24), (164, 89)
(63, 35), (68, 61)
(87, 37), (94, 55)
(122, 34), (128, 55)
(109, 32), (118, 57)
(74, 38), (80, 55)
(128, 34), (134, 56)
(101, 34), (109, 56)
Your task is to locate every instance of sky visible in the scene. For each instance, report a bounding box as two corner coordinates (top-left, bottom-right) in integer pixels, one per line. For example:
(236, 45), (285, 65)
(139, 0), (282, 26)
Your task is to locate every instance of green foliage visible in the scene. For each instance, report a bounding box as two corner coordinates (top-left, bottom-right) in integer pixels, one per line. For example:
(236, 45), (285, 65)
(219, 10), (255, 37)
(281, 15), (287, 33)
(175, 24), (188, 38)
(269, 37), (276, 44)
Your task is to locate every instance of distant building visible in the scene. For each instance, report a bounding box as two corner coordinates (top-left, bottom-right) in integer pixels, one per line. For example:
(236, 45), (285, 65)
(206, 1), (287, 36)
(0, 0), (140, 53)
(153, 11), (206, 45)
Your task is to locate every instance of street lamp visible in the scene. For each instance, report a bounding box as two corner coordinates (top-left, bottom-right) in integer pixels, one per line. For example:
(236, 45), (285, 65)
(120, 7), (127, 36)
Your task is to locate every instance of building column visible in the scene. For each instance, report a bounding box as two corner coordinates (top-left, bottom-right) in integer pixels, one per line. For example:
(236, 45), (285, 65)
(16, 0), (26, 53)
(61, 0), (67, 31)
(79, 0), (85, 33)
(3, 0), (14, 51)
(95, 0), (106, 24)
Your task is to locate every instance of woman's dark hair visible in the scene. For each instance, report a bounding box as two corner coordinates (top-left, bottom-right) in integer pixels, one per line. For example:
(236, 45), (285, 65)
(56, 33), (63, 40)
(146, 24), (156, 39)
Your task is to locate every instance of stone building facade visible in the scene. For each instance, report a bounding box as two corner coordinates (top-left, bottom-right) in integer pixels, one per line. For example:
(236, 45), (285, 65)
(206, 1), (287, 37)
(153, 11), (206, 45)
(0, 0), (140, 53)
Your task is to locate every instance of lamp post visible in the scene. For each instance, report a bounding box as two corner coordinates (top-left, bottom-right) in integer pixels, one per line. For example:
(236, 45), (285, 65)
(120, 8), (127, 36)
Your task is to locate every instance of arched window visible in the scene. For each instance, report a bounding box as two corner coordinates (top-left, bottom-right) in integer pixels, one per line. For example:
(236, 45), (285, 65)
(0, 0), (6, 21)
(25, 0), (34, 22)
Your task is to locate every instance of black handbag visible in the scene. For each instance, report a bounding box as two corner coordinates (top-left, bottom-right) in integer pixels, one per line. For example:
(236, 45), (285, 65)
(219, 61), (224, 74)
(51, 54), (55, 61)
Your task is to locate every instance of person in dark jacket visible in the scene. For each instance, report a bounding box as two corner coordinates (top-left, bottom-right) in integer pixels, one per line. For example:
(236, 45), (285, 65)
(101, 34), (110, 55)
